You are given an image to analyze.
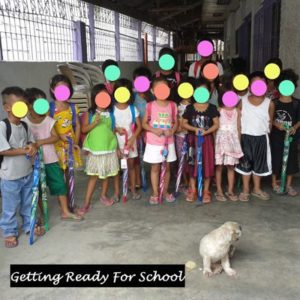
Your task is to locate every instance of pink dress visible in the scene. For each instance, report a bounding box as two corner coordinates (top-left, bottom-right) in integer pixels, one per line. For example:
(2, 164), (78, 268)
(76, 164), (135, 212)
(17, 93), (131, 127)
(215, 108), (243, 165)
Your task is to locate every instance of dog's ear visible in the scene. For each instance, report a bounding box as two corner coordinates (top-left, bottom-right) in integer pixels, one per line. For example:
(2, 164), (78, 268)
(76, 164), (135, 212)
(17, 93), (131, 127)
(220, 227), (234, 243)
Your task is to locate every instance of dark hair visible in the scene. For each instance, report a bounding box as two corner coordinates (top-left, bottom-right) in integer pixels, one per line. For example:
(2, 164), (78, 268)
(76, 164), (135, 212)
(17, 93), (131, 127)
(1, 86), (25, 104)
(182, 77), (197, 89)
(24, 88), (47, 105)
(133, 66), (152, 80)
(200, 60), (220, 87)
(249, 71), (267, 82)
(89, 84), (111, 114)
(275, 68), (299, 89)
(114, 78), (134, 104)
(151, 76), (170, 89)
(158, 47), (175, 59)
(101, 59), (119, 73)
(266, 57), (283, 70)
(50, 74), (73, 100)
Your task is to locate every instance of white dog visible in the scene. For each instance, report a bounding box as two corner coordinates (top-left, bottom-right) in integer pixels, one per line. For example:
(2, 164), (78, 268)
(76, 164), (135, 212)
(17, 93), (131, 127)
(199, 222), (242, 277)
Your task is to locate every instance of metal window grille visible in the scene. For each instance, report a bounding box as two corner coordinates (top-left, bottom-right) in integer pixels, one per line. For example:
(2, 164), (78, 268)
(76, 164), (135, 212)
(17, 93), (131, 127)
(142, 22), (154, 61)
(155, 27), (169, 60)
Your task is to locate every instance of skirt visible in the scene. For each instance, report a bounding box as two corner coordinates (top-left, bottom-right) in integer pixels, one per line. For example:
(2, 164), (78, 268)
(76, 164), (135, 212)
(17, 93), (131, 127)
(85, 152), (119, 179)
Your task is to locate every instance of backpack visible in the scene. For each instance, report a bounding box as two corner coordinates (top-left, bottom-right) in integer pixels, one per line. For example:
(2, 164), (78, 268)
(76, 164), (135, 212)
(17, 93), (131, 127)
(155, 71), (181, 86)
(146, 101), (177, 126)
(49, 102), (77, 132)
(0, 119), (28, 168)
(105, 82), (114, 95)
(193, 61), (202, 78)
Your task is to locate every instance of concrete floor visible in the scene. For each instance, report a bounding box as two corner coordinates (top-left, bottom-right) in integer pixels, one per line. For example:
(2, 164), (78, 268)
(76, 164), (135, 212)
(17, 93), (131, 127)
(0, 170), (300, 300)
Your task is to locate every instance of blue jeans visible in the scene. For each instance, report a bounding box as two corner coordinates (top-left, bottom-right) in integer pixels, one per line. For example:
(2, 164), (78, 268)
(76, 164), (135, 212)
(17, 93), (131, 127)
(0, 173), (33, 237)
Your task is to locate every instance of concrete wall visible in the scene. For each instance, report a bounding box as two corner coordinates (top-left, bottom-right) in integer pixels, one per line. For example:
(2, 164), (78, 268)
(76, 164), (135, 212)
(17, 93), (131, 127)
(0, 61), (158, 119)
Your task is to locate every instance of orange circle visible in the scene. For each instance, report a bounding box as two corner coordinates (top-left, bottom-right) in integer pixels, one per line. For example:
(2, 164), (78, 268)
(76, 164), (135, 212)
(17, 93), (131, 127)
(153, 83), (170, 100)
(202, 63), (219, 80)
(95, 91), (111, 109)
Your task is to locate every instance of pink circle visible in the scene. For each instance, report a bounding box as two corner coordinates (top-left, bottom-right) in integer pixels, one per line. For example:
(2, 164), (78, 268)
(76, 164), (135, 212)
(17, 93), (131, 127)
(222, 91), (239, 107)
(54, 85), (71, 101)
(134, 76), (150, 93)
(250, 80), (267, 96)
(197, 40), (214, 57)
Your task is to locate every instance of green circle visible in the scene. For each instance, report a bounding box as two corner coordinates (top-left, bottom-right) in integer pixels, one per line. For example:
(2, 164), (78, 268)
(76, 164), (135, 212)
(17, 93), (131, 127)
(104, 65), (121, 81)
(279, 80), (295, 96)
(194, 87), (210, 103)
(33, 98), (50, 115)
(159, 54), (175, 71)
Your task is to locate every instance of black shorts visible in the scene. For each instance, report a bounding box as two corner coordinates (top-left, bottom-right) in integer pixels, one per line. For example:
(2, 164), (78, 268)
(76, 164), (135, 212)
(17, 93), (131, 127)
(270, 132), (299, 176)
(235, 134), (272, 176)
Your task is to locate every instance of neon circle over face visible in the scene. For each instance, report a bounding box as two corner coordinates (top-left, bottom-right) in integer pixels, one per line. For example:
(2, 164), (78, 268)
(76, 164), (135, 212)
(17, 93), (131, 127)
(233, 74), (249, 91)
(264, 63), (281, 80)
(197, 40), (214, 57)
(250, 80), (267, 96)
(54, 85), (71, 102)
(134, 76), (150, 93)
(104, 65), (121, 81)
(12, 101), (28, 118)
(114, 87), (131, 103)
(33, 98), (50, 115)
(153, 83), (170, 100)
(279, 80), (295, 96)
(222, 91), (239, 108)
(202, 63), (219, 80)
(194, 87), (210, 103)
(95, 91), (111, 108)
(159, 54), (175, 71)
(178, 82), (194, 99)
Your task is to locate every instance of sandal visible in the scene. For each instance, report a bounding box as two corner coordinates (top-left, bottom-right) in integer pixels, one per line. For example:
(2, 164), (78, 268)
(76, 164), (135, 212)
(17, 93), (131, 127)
(4, 236), (18, 248)
(239, 192), (250, 202)
(225, 192), (238, 202)
(34, 224), (45, 236)
(78, 206), (90, 216)
(186, 189), (197, 202)
(100, 196), (114, 207)
(149, 195), (159, 205)
(61, 213), (83, 222)
(272, 185), (282, 194)
(251, 191), (270, 201)
(165, 193), (176, 203)
(203, 190), (212, 203)
(286, 186), (298, 197)
(132, 193), (141, 200)
(112, 195), (120, 203)
(215, 193), (227, 202)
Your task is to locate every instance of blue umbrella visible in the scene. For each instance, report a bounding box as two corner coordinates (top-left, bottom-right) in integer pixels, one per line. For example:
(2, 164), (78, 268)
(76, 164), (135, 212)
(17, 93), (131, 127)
(197, 132), (204, 205)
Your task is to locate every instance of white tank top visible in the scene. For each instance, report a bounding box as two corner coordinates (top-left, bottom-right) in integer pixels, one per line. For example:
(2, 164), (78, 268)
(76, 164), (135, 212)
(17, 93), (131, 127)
(241, 96), (271, 136)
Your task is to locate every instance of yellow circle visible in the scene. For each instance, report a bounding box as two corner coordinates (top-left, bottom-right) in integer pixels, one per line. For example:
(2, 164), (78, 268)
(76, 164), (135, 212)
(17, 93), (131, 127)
(178, 82), (194, 99)
(264, 63), (280, 80)
(233, 74), (249, 91)
(114, 87), (131, 103)
(12, 101), (28, 118)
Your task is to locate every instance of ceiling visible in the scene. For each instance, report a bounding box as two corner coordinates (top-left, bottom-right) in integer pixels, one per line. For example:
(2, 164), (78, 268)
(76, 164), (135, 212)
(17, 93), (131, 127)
(85, 0), (231, 39)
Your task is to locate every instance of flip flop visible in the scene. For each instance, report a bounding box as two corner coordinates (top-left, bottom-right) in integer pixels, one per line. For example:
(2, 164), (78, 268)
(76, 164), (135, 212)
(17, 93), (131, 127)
(215, 193), (227, 202)
(239, 192), (250, 202)
(225, 192), (238, 202)
(203, 191), (212, 204)
(251, 191), (270, 201)
(4, 236), (18, 248)
(272, 185), (282, 194)
(61, 213), (83, 222)
(286, 186), (298, 197)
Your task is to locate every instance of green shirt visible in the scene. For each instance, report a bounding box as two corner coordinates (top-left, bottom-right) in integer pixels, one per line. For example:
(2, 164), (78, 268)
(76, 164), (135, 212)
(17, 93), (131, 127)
(83, 112), (117, 154)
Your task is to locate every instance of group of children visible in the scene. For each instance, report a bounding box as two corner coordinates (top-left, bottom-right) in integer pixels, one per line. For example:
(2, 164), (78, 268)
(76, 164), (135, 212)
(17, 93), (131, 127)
(0, 49), (299, 248)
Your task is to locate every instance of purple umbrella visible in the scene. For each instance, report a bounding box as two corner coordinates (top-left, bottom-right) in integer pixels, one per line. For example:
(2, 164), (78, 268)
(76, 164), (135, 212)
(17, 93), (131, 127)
(159, 136), (169, 204)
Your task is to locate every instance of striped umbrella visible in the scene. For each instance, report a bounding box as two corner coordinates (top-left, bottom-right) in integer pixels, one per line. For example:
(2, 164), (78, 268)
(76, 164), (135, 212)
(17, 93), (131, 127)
(39, 148), (49, 231)
(159, 136), (169, 204)
(67, 137), (75, 211)
(29, 154), (40, 245)
(197, 133), (204, 205)
(139, 137), (147, 192)
(174, 135), (188, 197)
(122, 130), (130, 203)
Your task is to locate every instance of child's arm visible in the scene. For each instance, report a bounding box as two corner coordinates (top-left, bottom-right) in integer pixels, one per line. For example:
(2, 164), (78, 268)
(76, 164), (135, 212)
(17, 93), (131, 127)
(268, 101), (275, 132)
(81, 112), (100, 134)
(237, 108), (242, 139)
(202, 117), (219, 136)
(166, 117), (179, 137)
(36, 127), (59, 147)
(182, 118), (198, 134)
(142, 109), (164, 137)
(75, 114), (81, 145)
(0, 148), (27, 156)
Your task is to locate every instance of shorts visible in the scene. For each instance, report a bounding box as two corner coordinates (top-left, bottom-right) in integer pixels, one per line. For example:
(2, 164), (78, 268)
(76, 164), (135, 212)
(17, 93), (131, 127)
(235, 134), (272, 176)
(143, 143), (177, 164)
(41, 162), (67, 196)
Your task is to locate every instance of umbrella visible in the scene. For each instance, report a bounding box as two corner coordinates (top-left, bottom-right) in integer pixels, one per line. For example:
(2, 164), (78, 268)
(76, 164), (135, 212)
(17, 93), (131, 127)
(67, 137), (75, 211)
(139, 137), (147, 192)
(197, 133), (204, 205)
(29, 154), (40, 245)
(174, 135), (188, 197)
(159, 136), (169, 204)
(122, 130), (130, 203)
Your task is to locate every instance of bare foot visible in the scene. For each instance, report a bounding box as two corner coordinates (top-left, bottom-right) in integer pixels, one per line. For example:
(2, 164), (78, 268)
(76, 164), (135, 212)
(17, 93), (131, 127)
(4, 236), (18, 248)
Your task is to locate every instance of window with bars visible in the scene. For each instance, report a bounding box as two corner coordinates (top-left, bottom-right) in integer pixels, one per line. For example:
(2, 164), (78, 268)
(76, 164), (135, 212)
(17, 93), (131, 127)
(0, 0), (173, 62)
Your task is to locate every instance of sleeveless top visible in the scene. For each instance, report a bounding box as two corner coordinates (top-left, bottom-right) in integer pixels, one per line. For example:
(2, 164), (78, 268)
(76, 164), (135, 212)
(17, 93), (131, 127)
(219, 108), (238, 132)
(241, 96), (270, 136)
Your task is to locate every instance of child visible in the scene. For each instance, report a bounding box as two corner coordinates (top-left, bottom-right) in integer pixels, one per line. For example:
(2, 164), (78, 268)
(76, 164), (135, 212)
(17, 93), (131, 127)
(175, 77), (195, 191)
(266, 58), (282, 100)
(102, 59), (119, 95)
(0, 87), (37, 248)
(114, 79), (142, 200)
(24, 88), (82, 222)
(215, 91), (243, 201)
(143, 77), (178, 204)
(182, 78), (219, 203)
(235, 71), (275, 201)
(49, 74), (82, 173)
(79, 84), (120, 212)
(271, 69), (300, 196)
(133, 66), (153, 189)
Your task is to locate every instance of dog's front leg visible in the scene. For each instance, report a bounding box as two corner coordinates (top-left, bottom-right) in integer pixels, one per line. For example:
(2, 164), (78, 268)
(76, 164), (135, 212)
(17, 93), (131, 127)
(221, 254), (236, 277)
(203, 256), (213, 277)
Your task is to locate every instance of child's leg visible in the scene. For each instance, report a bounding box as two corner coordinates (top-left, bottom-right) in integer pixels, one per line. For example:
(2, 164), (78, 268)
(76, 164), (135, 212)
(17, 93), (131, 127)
(82, 176), (98, 207)
(242, 175), (251, 194)
(286, 175), (293, 188)
(101, 178), (109, 198)
(215, 165), (223, 195)
(163, 162), (171, 196)
(272, 174), (278, 188)
(227, 166), (236, 194)
(253, 175), (262, 193)
(189, 177), (196, 190)
(113, 173), (120, 197)
(151, 163), (161, 196)
(286, 175), (298, 196)
(204, 178), (211, 192)
(135, 163), (141, 187)
(128, 158), (137, 195)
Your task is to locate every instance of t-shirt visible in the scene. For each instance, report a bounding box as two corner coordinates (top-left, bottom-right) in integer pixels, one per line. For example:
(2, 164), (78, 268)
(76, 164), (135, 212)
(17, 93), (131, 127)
(83, 111), (118, 154)
(114, 105), (139, 150)
(0, 120), (34, 180)
(182, 103), (220, 131)
(24, 116), (58, 164)
(176, 102), (189, 138)
(145, 101), (177, 146)
(209, 89), (219, 107)
(272, 98), (300, 138)
(134, 93), (147, 120)
(188, 61), (224, 79)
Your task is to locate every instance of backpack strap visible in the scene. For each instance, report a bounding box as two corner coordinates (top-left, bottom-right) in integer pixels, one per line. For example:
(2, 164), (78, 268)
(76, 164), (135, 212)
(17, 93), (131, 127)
(175, 72), (181, 85)
(88, 111), (93, 124)
(105, 82), (113, 95)
(170, 101), (176, 125)
(110, 107), (116, 130)
(3, 119), (12, 142)
(194, 61), (202, 78)
(49, 102), (55, 118)
(70, 103), (77, 132)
